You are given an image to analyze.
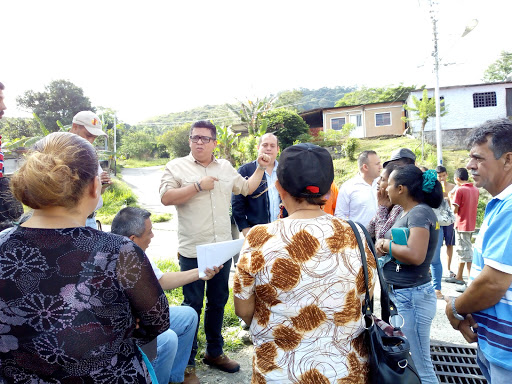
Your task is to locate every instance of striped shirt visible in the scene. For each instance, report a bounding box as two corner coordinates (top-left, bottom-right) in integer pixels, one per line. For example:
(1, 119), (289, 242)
(470, 183), (512, 371)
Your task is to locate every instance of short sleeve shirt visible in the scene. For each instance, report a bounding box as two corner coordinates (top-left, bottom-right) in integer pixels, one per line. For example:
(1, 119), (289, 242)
(452, 183), (479, 231)
(383, 203), (439, 287)
(470, 183), (512, 370)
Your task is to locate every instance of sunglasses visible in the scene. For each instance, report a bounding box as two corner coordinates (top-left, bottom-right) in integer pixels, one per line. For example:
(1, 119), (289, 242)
(190, 135), (215, 143)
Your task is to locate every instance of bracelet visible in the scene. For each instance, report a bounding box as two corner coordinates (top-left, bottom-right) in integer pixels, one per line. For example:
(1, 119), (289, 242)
(452, 297), (465, 321)
(196, 181), (203, 192)
(193, 183), (199, 192)
(257, 164), (266, 171)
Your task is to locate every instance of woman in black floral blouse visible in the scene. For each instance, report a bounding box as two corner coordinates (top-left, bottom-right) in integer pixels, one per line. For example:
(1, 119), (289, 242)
(0, 132), (169, 383)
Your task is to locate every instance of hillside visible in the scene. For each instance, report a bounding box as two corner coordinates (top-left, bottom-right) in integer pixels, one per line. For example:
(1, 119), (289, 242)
(139, 86), (356, 126)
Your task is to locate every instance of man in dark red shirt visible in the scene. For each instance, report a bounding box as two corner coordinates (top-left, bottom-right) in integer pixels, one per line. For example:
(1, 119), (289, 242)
(450, 168), (480, 291)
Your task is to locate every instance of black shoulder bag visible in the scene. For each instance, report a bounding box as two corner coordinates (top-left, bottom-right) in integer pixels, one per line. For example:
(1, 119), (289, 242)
(346, 220), (421, 384)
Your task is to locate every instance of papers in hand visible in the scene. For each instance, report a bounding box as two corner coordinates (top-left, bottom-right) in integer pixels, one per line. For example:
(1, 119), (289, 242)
(196, 239), (245, 278)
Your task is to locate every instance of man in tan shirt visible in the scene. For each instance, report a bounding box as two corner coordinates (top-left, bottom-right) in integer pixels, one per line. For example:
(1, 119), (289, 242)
(160, 120), (271, 380)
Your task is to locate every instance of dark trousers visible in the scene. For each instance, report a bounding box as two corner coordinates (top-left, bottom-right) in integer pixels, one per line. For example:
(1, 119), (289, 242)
(179, 254), (232, 366)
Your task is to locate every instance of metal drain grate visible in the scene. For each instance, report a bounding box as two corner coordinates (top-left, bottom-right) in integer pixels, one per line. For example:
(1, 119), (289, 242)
(430, 340), (487, 383)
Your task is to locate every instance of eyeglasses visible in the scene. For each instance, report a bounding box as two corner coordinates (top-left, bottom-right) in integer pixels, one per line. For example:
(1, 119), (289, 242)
(190, 135), (215, 143)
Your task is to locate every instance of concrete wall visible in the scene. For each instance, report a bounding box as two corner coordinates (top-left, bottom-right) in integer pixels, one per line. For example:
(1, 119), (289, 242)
(407, 83), (512, 138)
(323, 102), (405, 138)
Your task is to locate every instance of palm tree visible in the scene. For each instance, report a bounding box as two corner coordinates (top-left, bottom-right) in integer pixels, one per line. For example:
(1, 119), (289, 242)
(402, 89), (447, 160)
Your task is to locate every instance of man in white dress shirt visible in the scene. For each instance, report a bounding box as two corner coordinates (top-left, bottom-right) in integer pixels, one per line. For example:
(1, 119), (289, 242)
(334, 150), (381, 227)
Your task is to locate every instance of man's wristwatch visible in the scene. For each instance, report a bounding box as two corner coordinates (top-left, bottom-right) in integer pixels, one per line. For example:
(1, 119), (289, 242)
(257, 164), (266, 171)
(452, 297), (465, 321)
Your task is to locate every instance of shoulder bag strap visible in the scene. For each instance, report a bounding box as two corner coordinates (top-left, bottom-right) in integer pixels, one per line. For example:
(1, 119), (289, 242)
(357, 223), (399, 318)
(346, 220), (372, 318)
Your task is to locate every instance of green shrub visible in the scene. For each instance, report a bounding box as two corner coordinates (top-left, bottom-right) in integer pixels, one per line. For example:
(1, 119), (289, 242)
(96, 180), (138, 224)
(151, 213), (172, 223)
(341, 138), (359, 160)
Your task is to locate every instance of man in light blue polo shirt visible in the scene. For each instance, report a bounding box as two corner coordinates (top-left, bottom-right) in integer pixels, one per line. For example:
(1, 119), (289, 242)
(445, 118), (512, 383)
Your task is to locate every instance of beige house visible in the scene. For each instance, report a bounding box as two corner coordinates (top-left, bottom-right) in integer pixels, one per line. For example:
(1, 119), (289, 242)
(300, 101), (406, 138)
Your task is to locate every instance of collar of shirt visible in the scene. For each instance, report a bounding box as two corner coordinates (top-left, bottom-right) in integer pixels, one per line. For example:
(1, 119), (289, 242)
(264, 160), (278, 176)
(188, 152), (217, 167)
(353, 173), (378, 187)
(493, 183), (512, 201)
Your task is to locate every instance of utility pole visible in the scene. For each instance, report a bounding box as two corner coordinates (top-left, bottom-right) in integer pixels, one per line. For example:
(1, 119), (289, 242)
(429, 0), (443, 165)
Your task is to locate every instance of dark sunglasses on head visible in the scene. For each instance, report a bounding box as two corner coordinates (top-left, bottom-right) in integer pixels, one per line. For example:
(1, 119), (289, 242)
(190, 135), (215, 143)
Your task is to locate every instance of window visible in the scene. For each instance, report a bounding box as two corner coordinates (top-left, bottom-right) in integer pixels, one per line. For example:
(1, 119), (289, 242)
(331, 117), (346, 130)
(350, 114), (362, 127)
(375, 112), (391, 126)
(473, 92), (497, 108)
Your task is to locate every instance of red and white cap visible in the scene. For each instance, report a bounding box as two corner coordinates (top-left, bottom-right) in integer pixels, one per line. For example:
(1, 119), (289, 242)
(72, 111), (106, 137)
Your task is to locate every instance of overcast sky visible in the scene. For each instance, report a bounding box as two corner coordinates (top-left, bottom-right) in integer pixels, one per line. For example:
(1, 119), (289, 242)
(2, 0), (510, 124)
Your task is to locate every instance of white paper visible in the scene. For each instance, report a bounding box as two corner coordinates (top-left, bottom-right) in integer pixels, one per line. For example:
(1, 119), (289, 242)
(196, 239), (245, 278)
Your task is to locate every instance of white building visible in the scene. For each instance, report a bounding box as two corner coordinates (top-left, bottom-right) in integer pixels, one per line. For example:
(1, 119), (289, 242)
(406, 81), (512, 147)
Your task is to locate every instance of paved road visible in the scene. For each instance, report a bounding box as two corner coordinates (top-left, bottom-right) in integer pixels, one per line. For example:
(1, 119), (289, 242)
(119, 166), (180, 261)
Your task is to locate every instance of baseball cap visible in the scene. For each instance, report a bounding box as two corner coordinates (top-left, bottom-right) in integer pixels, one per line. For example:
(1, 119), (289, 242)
(72, 111), (107, 137)
(383, 148), (416, 168)
(277, 143), (334, 198)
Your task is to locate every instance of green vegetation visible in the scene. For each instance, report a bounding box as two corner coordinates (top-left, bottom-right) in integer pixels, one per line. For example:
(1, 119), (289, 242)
(335, 84), (418, 107)
(483, 51), (512, 82)
(402, 88), (448, 160)
(119, 158), (169, 168)
(151, 213), (172, 223)
(158, 124), (191, 159)
(156, 259), (244, 359)
(16, 80), (93, 132)
(96, 180), (138, 224)
(263, 108), (310, 149)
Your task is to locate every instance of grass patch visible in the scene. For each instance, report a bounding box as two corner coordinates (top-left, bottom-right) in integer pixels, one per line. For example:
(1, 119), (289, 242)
(333, 135), (490, 227)
(119, 158), (169, 168)
(151, 213), (172, 223)
(155, 259), (244, 361)
(96, 179), (138, 224)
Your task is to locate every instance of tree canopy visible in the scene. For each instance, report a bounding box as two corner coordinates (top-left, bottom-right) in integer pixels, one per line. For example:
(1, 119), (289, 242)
(335, 84), (417, 107)
(263, 109), (309, 149)
(16, 80), (94, 132)
(483, 51), (512, 82)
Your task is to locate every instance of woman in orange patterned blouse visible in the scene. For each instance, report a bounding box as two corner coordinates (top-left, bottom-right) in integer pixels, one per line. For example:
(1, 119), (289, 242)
(234, 143), (377, 383)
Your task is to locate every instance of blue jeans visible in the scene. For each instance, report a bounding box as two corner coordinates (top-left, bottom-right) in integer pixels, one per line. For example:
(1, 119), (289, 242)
(390, 282), (438, 384)
(431, 232), (444, 290)
(477, 346), (510, 384)
(151, 306), (198, 383)
(179, 254), (232, 366)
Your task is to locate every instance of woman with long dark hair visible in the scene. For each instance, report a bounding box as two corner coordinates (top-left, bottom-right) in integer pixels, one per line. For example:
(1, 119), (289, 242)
(375, 165), (442, 384)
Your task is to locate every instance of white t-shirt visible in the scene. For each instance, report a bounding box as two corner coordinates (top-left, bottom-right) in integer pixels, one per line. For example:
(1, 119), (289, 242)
(148, 258), (164, 280)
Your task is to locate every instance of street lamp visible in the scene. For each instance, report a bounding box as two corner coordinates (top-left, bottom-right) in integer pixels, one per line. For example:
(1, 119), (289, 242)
(430, 1), (478, 165)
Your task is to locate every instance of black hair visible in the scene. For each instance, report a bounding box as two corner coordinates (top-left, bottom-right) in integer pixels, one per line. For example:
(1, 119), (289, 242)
(190, 120), (217, 140)
(391, 165), (443, 208)
(383, 163), (399, 177)
(454, 168), (469, 181)
(467, 118), (512, 159)
(435, 165), (447, 173)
